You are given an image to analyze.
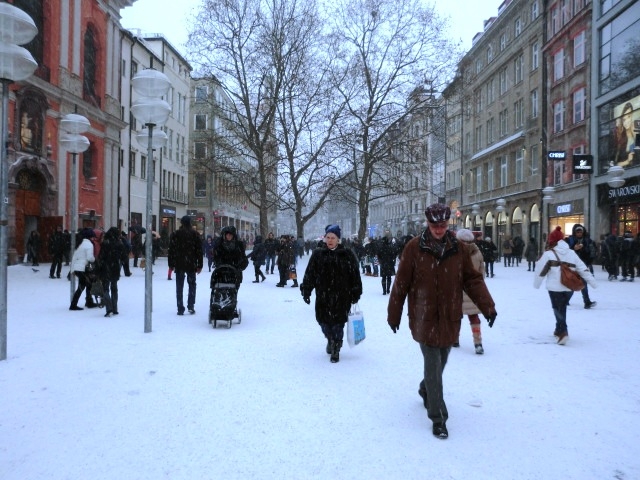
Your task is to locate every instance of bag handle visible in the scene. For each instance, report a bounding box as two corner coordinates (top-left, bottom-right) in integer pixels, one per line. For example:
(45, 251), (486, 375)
(350, 302), (360, 315)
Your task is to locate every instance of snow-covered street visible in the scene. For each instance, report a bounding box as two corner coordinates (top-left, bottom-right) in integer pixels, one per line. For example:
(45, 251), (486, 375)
(1, 254), (639, 479)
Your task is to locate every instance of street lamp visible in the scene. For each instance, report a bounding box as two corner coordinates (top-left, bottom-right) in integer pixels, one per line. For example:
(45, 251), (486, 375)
(542, 186), (555, 244)
(130, 68), (171, 333)
(606, 164), (625, 235)
(60, 114), (91, 302)
(0, 3), (38, 361)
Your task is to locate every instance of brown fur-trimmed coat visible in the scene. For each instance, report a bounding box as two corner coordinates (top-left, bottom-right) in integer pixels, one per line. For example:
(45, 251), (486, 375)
(387, 230), (496, 347)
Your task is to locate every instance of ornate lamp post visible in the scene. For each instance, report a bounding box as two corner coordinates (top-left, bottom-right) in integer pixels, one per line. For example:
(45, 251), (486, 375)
(130, 68), (171, 333)
(606, 164), (625, 235)
(60, 114), (91, 302)
(0, 3), (38, 361)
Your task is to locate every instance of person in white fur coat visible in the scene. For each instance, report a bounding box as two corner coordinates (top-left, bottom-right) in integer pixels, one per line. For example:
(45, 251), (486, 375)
(534, 226), (597, 345)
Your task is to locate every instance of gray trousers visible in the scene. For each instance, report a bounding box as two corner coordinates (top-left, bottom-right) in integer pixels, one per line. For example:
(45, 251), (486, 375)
(419, 343), (451, 424)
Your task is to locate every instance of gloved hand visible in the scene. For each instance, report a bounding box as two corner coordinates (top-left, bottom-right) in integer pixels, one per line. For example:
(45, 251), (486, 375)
(351, 288), (361, 305)
(486, 311), (497, 328)
(303, 295), (310, 305)
(390, 324), (399, 333)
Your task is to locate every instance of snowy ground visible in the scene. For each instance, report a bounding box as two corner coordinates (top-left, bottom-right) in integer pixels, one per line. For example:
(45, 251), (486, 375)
(1, 253), (639, 479)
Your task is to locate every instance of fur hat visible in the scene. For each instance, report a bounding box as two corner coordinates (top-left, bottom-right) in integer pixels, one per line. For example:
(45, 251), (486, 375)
(425, 203), (451, 223)
(456, 228), (475, 243)
(548, 226), (564, 245)
(325, 224), (341, 239)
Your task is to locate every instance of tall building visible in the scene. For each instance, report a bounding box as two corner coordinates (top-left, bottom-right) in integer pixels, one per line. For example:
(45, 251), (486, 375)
(122, 32), (192, 249)
(543, 0), (593, 237)
(5, 0), (130, 264)
(189, 77), (261, 242)
(458, 0), (545, 253)
(591, 0), (640, 238)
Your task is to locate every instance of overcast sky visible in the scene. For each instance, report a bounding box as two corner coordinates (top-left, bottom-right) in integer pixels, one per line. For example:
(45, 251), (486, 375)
(120, 0), (501, 56)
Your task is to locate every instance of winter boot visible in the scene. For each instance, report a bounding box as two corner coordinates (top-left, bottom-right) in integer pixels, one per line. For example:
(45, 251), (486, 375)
(326, 339), (332, 354)
(382, 280), (387, 295)
(330, 340), (342, 363)
(252, 275), (260, 283)
(291, 280), (298, 288)
(474, 344), (484, 355)
(386, 277), (392, 294)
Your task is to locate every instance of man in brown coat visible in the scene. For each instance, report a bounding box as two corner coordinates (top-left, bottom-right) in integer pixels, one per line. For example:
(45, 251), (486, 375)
(387, 204), (497, 440)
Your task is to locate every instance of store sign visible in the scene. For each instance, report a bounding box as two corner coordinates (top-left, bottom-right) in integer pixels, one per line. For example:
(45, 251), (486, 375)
(573, 154), (593, 174)
(556, 204), (572, 214)
(548, 151), (566, 160)
(161, 206), (176, 216)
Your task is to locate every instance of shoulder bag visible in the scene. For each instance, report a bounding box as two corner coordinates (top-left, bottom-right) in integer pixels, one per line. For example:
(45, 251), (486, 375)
(551, 249), (584, 291)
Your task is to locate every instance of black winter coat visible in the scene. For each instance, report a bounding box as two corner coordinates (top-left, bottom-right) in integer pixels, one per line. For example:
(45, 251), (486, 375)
(98, 229), (127, 281)
(301, 244), (363, 326)
(377, 237), (397, 276)
(248, 237), (267, 265)
(168, 227), (204, 272)
(48, 231), (66, 256)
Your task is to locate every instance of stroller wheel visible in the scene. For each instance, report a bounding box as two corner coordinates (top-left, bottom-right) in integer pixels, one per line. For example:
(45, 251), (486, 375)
(237, 308), (242, 324)
(226, 319), (232, 329)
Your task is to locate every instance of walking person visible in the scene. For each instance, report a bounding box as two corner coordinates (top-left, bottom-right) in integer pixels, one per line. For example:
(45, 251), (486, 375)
(275, 235), (296, 287)
(120, 231), (132, 277)
(480, 237), (497, 277)
(264, 232), (278, 274)
(69, 229), (96, 311)
(212, 225), (249, 287)
(377, 230), (397, 295)
(387, 204), (497, 439)
(567, 224), (597, 307)
(453, 229), (487, 355)
(502, 236), (514, 267)
(619, 230), (637, 282)
(98, 227), (127, 317)
(48, 225), (65, 279)
(601, 233), (619, 280)
(524, 237), (539, 272)
(168, 216), (203, 315)
(204, 235), (215, 272)
(534, 226), (597, 345)
(26, 230), (40, 266)
(300, 224), (362, 363)
(247, 235), (267, 283)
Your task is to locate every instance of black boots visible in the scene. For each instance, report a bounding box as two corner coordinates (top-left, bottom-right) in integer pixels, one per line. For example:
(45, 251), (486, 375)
(330, 340), (342, 363)
(252, 276), (260, 283)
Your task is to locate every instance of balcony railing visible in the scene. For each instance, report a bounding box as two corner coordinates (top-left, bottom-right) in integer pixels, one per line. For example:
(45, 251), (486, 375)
(162, 187), (189, 204)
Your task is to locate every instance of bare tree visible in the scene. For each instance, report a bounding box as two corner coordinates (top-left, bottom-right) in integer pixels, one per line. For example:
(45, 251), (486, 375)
(187, 0), (299, 237)
(324, 0), (461, 239)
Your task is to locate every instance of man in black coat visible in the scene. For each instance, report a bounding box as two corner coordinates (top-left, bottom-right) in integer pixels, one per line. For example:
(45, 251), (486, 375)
(98, 227), (128, 316)
(168, 216), (203, 315)
(48, 225), (65, 279)
(567, 224), (597, 308)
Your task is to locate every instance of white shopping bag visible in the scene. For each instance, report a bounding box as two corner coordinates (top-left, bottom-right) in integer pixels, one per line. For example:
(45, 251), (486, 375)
(347, 303), (365, 347)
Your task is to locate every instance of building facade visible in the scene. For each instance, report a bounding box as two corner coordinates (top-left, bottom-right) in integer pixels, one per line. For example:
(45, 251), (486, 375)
(543, 0), (593, 239)
(590, 0), (640, 239)
(458, 0), (545, 255)
(5, 0), (130, 264)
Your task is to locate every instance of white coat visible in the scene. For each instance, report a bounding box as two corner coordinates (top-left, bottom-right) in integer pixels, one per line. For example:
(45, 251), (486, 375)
(71, 238), (95, 273)
(533, 240), (596, 291)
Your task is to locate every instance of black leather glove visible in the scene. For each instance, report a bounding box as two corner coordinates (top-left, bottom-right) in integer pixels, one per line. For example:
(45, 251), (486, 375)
(303, 295), (310, 305)
(390, 324), (399, 333)
(486, 312), (497, 328)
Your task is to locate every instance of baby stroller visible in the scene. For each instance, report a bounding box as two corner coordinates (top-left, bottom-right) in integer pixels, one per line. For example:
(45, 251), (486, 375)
(209, 264), (242, 328)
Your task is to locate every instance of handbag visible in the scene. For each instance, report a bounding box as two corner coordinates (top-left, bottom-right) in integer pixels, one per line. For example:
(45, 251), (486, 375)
(85, 261), (96, 273)
(551, 249), (584, 291)
(289, 264), (297, 280)
(347, 303), (366, 347)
